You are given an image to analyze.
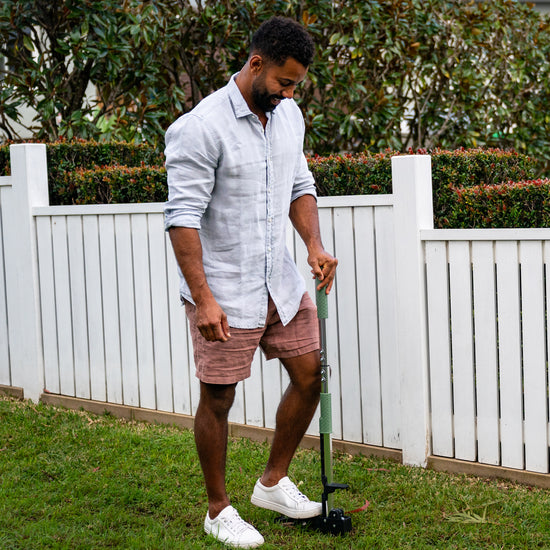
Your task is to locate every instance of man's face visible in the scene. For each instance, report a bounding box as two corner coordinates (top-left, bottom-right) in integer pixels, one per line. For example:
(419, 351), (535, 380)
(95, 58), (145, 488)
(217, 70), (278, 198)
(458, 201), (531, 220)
(251, 56), (308, 114)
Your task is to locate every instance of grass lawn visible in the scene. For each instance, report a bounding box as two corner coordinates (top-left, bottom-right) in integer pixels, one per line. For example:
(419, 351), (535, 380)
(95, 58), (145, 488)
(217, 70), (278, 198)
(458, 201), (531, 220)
(1, 395), (550, 549)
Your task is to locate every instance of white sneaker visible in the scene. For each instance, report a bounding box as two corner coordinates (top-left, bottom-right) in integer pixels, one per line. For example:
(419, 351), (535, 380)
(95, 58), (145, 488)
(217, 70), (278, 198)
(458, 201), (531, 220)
(204, 505), (264, 548)
(251, 476), (322, 519)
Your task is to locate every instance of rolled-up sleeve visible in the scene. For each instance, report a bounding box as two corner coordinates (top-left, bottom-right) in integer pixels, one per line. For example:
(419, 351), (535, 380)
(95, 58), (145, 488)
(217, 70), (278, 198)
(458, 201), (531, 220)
(164, 114), (219, 231)
(291, 151), (317, 203)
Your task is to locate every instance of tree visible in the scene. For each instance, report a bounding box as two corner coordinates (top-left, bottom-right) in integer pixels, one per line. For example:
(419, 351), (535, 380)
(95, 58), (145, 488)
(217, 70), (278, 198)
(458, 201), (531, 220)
(2, 0), (550, 170)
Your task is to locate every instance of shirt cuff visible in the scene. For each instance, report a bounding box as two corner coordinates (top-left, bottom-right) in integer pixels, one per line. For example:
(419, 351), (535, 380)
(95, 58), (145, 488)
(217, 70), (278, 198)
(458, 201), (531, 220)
(164, 210), (202, 231)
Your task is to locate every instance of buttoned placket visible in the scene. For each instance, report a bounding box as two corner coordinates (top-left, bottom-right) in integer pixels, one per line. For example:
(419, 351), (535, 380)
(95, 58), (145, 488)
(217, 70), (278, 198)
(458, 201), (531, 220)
(264, 113), (275, 320)
(250, 112), (273, 326)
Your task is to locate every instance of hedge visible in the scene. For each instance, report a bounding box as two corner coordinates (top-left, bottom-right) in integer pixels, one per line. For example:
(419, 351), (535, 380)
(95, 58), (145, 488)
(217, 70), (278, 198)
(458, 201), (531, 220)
(309, 147), (538, 227)
(63, 165), (168, 205)
(0, 141), (544, 228)
(0, 139), (164, 204)
(446, 179), (550, 229)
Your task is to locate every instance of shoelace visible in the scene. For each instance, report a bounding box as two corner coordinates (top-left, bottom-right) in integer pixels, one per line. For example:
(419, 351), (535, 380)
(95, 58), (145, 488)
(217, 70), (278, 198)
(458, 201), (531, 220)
(280, 479), (309, 502)
(221, 508), (253, 535)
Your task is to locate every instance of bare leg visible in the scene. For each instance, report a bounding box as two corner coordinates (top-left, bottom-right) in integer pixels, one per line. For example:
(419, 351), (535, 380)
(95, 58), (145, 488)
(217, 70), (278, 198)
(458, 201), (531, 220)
(194, 381), (236, 518)
(260, 350), (321, 486)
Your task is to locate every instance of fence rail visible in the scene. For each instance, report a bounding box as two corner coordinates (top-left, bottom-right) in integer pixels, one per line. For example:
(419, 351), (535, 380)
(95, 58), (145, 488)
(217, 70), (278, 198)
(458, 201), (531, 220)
(3, 143), (550, 481)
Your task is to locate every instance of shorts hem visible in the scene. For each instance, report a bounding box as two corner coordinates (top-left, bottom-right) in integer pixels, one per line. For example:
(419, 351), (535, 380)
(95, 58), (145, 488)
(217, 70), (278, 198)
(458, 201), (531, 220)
(264, 342), (320, 362)
(195, 369), (250, 385)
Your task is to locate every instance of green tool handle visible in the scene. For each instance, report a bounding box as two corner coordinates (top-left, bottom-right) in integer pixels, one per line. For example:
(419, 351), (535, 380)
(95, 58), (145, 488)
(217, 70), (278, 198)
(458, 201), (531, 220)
(316, 286), (328, 319)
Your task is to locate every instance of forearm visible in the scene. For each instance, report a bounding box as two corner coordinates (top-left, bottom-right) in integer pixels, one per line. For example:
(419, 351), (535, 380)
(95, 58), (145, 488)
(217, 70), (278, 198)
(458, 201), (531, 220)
(168, 226), (230, 341)
(289, 194), (324, 253)
(289, 194), (338, 292)
(168, 226), (214, 306)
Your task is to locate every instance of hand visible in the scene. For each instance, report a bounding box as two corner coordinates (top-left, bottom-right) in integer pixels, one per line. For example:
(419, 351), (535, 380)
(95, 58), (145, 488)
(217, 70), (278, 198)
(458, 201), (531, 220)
(195, 297), (231, 342)
(308, 248), (338, 294)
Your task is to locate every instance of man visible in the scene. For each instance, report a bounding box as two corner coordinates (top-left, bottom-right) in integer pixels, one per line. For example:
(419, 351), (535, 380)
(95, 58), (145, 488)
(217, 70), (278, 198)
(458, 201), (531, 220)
(164, 16), (337, 548)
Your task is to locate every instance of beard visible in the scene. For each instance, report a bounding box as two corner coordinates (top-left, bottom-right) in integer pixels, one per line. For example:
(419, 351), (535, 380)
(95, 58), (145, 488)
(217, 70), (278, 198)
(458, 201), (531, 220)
(251, 79), (285, 113)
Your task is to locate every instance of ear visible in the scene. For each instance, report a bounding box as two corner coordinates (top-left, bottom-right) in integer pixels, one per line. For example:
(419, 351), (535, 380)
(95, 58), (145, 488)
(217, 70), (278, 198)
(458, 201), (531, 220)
(249, 54), (264, 75)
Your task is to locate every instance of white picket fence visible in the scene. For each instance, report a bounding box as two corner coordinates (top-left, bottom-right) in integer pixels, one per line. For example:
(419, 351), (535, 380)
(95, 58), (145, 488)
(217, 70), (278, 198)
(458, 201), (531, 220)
(2, 144), (550, 477)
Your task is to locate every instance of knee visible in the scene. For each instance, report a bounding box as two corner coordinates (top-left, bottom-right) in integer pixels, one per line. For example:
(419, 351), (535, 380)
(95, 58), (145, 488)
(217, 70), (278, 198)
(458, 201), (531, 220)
(199, 383), (236, 418)
(292, 355), (322, 397)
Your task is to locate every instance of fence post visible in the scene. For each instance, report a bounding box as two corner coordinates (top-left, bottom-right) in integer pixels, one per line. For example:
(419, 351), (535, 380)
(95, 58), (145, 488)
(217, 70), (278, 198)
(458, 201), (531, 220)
(1, 144), (49, 401)
(391, 155), (433, 467)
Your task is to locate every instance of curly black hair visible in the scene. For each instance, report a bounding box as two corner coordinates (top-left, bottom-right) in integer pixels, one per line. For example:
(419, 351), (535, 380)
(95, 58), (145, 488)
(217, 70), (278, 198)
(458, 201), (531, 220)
(250, 16), (314, 68)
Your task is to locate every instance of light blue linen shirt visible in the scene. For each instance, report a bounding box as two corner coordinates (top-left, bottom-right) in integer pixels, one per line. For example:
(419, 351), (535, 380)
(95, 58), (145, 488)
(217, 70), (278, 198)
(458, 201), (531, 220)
(164, 74), (317, 329)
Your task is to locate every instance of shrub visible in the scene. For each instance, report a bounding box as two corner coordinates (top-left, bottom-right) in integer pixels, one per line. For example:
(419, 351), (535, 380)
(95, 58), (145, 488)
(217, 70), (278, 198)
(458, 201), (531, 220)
(65, 165), (167, 204)
(429, 148), (538, 227)
(447, 179), (550, 228)
(1, 140), (542, 229)
(309, 147), (538, 228)
(308, 152), (393, 196)
(0, 140), (164, 203)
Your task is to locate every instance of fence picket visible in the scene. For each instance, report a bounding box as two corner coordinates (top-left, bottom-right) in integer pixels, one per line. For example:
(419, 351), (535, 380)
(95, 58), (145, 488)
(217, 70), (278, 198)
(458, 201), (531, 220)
(448, 241), (476, 461)
(520, 241), (548, 473)
(375, 206), (400, 449)
(99, 216), (123, 404)
(495, 241), (523, 469)
(36, 216), (59, 394)
(243, 351), (264, 427)
(318, 207), (342, 440)
(52, 216), (75, 397)
(115, 214), (139, 407)
(0, 204), (9, 386)
(472, 241), (499, 465)
(82, 215), (107, 402)
(425, 241), (453, 457)
(355, 207), (383, 446)
(67, 216), (91, 400)
(148, 213), (173, 412)
(131, 214), (156, 410)
(333, 207), (362, 443)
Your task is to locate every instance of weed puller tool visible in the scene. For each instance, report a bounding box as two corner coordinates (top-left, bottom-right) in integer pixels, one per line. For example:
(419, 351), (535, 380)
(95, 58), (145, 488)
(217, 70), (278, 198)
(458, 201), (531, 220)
(310, 285), (353, 535)
(275, 284), (353, 534)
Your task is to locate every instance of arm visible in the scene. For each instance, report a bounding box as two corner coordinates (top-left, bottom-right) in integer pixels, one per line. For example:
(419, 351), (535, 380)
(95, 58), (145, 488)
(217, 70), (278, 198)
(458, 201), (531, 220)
(165, 115), (230, 342)
(168, 227), (231, 342)
(289, 194), (338, 294)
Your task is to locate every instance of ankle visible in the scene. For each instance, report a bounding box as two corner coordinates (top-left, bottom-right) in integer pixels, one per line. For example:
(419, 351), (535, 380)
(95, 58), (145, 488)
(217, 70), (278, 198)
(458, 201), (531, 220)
(208, 500), (231, 519)
(260, 471), (286, 487)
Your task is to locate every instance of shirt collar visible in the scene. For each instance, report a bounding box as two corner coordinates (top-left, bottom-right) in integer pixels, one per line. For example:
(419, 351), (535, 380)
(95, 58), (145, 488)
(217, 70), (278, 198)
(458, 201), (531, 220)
(227, 73), (273, 121)
(228, 73), (254, 119)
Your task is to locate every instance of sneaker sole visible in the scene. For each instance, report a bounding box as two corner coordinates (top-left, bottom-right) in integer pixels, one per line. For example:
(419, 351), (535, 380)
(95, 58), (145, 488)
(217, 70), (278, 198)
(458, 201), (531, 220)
(204, 526), (264, 549)
(250, 494), (322, 519)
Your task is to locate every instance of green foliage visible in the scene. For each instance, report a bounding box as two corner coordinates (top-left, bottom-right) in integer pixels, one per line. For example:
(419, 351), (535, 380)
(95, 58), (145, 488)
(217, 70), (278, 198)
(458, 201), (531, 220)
(309, 147), (538, 228)
(0, 0), (139, 141)
(428, 148), (538, 227)
(44, 140), (163, 204)
(447, 178), (550, 229)
(2, 0), (550, 169)
(1, 138), (542, 229)
(0, 139), (163, 204)
(64, 165), (167, 204)
(308, 153), (393, 196)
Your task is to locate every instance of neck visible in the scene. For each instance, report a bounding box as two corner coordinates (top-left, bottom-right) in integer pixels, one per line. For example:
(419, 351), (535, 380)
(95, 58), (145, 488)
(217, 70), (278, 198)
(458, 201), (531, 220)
(235, 64), (267, 126)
